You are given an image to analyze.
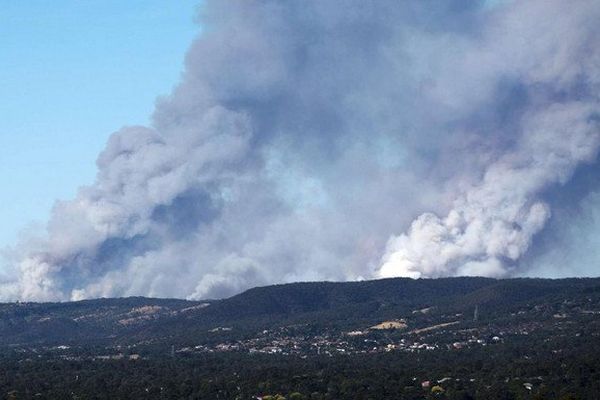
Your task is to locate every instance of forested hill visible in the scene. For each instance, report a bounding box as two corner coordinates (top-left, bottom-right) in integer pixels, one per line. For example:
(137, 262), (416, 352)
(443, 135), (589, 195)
(1, 276), (599, 347)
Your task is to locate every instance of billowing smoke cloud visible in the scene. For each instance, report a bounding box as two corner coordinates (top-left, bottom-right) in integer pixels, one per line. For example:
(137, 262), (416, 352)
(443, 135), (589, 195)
(379, 103), (600, 278)
(379, 1), (600, 279)
(2, 0), (600, 301)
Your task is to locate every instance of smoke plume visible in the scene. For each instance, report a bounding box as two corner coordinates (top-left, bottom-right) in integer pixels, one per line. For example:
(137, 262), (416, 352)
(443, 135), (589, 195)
(2, 0), (600, 301)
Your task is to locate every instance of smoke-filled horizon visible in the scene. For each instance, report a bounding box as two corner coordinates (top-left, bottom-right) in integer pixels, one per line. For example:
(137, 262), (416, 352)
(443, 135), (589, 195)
(2, 0), (600, 301)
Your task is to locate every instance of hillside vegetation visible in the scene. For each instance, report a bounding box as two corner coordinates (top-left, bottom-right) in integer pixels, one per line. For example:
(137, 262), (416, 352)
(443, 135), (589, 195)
(2, 277), (600, 399)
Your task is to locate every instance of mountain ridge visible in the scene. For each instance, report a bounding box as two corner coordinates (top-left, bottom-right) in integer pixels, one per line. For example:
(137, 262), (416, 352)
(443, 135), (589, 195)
(1, 276), (599, 348)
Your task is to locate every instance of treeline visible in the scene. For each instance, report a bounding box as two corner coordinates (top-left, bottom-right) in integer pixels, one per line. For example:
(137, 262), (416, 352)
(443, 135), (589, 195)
(1, 336), (599, 399)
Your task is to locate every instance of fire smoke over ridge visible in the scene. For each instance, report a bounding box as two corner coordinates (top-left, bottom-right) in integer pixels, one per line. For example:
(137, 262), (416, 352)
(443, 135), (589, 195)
(2, 0), (600, 301)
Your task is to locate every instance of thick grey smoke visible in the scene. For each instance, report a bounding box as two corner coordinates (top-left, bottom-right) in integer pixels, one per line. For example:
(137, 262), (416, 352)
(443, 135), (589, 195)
(379, 1), (600, 278)
(2, 0), (600, 301)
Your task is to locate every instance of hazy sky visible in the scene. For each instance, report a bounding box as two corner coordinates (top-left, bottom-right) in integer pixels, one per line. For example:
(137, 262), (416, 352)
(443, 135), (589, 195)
(0, 1), (200, 249)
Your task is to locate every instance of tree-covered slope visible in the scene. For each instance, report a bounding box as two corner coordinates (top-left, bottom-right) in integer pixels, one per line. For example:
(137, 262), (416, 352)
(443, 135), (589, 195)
(1, 276), (600, 346)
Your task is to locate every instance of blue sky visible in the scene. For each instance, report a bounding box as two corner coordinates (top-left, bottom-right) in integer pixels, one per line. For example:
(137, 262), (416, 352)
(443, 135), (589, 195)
(0, 1), (201, 249)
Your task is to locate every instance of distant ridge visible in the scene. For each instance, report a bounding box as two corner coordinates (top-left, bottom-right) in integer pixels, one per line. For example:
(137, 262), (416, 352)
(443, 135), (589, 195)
(1, 276), (599, 347)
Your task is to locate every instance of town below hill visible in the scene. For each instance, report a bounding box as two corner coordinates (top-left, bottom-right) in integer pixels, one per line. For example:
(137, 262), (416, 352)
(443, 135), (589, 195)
(1, 277), (600, 399)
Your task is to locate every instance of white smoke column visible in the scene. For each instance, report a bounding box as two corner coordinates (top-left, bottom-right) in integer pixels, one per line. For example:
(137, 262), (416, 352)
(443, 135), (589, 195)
(379, 0), (600, 280)
(380, 104), (600, 278)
